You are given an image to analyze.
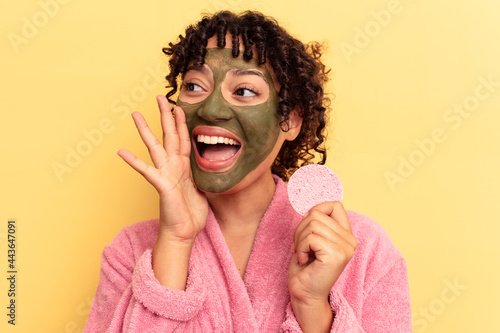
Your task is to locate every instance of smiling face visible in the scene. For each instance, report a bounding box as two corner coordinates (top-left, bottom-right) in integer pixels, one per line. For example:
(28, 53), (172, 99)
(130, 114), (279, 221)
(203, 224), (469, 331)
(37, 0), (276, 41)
(177, 47), (283, 193)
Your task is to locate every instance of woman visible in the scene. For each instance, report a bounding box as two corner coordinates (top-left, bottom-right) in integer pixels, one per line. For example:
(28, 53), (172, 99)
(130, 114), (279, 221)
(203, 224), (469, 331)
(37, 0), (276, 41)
(85, 11), (412, 332)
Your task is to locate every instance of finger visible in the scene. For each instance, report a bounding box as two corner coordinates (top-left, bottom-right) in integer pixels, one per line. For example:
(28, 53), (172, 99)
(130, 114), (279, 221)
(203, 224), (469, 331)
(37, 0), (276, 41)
(116, 149), (160, 188)
(296, 219), (357, 257)
(173, 106), (191, 157)
(131, 112), (167, 168)
(295, 231), (355, 267)
(294, 219), (337, 252)
(309, 201), (352, 233)
(294, 209), (356, 252)
(157, 95), (180, 156)
(299, 209), (353, 241)
(295, 233), (331, 266)
(293, 211), (340, 248)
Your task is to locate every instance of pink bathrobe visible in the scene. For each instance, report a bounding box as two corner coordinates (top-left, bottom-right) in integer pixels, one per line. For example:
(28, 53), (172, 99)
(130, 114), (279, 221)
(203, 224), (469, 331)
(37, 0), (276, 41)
(84, 176), (412, 332)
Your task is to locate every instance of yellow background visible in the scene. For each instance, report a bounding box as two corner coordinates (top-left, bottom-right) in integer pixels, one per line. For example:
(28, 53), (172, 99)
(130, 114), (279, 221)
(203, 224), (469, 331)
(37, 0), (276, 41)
(1, 0), (499, 332)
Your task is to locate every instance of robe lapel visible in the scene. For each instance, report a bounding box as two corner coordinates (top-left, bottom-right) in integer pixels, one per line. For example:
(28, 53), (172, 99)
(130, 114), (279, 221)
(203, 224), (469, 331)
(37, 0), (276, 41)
(204, 209), (259, 332)
(202, 177), (301, 331)
(243, 176), (302, 328)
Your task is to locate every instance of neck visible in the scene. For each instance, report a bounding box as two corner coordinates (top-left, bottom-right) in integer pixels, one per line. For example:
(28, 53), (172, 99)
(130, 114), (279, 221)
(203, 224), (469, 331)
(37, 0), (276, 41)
(206, 171), (277, 231)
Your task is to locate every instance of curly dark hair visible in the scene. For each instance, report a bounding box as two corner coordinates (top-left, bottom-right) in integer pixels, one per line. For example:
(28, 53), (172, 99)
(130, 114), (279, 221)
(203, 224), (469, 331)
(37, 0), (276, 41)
(162, 10), (331, 181)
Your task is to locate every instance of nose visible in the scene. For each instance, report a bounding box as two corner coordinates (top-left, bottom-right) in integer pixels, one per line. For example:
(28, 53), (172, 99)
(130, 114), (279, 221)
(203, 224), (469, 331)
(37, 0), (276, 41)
(197, 88), (233, 122)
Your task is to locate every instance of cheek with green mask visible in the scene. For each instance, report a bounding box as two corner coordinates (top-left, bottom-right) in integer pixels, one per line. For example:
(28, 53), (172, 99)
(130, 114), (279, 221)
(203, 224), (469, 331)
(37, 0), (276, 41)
(177, 48), (281, 193)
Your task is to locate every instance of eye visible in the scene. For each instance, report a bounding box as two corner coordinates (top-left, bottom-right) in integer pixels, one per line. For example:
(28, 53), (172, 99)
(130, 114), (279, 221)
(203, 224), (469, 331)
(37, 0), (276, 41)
(235, 87), (258, 97)
(183, 82), (204, 92)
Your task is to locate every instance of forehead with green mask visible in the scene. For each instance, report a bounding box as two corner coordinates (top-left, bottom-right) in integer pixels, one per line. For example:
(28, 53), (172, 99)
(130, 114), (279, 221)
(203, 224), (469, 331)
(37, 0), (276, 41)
(177, 48), (281, 193)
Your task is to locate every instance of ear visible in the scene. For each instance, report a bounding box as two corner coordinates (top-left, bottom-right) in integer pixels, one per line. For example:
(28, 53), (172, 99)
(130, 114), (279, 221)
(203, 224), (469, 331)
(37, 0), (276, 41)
(284, 107), (303, 141)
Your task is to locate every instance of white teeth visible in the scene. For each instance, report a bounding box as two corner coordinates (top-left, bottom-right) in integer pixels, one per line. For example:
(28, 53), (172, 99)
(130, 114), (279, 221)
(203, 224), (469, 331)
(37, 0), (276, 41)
(196, 135), (240, 145)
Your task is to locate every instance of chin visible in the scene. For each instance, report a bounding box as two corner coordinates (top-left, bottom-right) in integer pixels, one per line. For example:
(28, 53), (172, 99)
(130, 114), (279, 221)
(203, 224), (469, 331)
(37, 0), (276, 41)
(192, 168), (238, 194)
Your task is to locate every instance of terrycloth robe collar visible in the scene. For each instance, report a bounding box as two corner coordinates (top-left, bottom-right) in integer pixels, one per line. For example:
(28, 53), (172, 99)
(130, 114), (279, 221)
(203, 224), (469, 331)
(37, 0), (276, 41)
(190, 175), (301, 331)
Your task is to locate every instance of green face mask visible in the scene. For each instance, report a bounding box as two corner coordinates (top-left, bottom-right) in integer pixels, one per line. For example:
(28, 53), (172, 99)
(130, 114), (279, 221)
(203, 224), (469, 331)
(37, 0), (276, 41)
(177, 48), (281, 193)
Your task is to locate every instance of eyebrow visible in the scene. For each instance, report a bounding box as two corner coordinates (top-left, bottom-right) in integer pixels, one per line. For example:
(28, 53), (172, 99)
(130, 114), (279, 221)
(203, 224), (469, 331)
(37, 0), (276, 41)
(230, 69), (269, 84)
(184, 64), (210, 75)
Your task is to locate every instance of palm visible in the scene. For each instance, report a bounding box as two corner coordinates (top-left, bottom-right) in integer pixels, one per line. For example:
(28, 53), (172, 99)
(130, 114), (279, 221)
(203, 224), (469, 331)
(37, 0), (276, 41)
(118, 95), (208, 241)
(156, 154), (207, 240)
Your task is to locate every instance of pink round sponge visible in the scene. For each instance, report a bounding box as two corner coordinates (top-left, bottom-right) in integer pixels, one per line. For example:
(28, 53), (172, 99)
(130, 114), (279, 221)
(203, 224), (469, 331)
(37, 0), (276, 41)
(287, 164), (343, 216)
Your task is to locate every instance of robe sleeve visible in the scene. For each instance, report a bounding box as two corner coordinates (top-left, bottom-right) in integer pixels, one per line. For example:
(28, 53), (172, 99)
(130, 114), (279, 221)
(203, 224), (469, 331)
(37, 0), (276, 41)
(84, 231), (206, 332)
(280, 258), (412, 333)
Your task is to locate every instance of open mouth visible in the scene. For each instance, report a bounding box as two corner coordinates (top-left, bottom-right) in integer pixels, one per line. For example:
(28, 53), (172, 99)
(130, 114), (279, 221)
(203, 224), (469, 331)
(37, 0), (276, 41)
(195, 134), (242, 162)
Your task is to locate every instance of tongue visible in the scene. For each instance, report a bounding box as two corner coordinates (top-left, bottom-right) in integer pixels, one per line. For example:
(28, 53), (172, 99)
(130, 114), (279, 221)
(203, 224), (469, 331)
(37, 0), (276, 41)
(203, 144), (239, 161)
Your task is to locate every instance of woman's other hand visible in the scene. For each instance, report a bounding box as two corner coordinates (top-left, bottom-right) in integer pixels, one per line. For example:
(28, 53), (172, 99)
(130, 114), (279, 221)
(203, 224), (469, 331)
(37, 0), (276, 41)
(288, 201), (357, 332)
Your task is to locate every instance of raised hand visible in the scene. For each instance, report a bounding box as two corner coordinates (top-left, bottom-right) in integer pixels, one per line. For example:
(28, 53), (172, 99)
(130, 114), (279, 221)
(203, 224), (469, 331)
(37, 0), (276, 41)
(288, 201), (357, 332)
(117, 95), (208, 243)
